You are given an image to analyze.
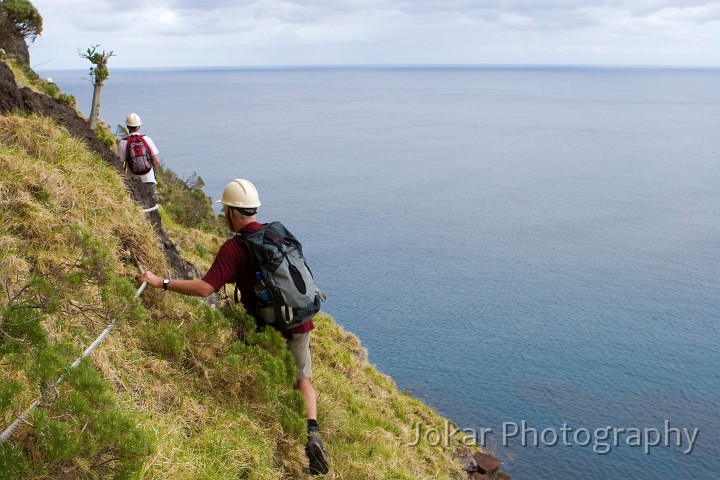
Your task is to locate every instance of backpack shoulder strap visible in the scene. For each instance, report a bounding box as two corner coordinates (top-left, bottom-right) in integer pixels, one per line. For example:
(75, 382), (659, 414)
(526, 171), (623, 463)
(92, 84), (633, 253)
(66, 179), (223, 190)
(232, 225), (266, 306)
(123, 136), (135, 166)
(232, 233), (248, 305)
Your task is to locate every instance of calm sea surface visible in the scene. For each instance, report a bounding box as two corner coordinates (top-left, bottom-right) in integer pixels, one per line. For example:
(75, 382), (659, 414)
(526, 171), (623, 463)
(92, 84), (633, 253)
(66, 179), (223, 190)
(43, 66), (720, 479)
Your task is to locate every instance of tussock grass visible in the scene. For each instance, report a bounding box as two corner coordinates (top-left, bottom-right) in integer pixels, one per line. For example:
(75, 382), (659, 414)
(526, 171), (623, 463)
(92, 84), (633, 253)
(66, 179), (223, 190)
(0, 113), (473, 478)
(0, 114), (164, 479)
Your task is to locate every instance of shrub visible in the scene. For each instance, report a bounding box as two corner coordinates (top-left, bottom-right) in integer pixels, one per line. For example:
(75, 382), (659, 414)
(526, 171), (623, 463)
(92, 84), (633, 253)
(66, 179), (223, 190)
(94, 120), (117, 149)
(157, 167), (223, 234)
(26, 363), (155, 479)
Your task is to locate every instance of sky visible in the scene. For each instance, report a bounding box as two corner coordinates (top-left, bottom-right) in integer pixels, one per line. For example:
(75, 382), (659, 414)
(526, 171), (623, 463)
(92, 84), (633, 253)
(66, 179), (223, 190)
(28, 0), (720, 70)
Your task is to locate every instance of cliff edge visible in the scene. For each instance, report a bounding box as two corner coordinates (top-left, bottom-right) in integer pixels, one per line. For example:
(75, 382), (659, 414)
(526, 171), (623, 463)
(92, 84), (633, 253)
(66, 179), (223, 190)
(0, 59), (495, 479)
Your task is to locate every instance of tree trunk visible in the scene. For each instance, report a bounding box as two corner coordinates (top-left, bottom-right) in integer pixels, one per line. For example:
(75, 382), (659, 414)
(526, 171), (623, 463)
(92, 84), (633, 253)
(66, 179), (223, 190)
(88, 81), (103, 130)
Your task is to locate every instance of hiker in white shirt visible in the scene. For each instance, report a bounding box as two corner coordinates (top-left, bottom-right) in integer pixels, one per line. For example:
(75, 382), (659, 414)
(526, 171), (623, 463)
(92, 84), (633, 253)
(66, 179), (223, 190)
(117, 112), (161, 209)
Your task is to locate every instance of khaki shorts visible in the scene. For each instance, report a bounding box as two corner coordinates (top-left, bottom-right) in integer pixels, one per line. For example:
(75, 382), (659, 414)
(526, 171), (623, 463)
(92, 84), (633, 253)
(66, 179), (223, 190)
(286, 332), (312, 380)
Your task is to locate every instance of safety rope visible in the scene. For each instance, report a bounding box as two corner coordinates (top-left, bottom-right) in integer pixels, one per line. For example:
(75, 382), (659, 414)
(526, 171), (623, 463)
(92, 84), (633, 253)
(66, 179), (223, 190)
(141, 204), (158, 213)
(0, 269), (148, 442)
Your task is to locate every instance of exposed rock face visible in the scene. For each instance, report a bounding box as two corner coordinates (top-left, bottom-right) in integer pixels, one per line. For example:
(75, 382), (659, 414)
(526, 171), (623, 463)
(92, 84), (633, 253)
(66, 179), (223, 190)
(0, 58), (23, 109)
(0, 33), (30, 64)
(0, 61), (197, 279)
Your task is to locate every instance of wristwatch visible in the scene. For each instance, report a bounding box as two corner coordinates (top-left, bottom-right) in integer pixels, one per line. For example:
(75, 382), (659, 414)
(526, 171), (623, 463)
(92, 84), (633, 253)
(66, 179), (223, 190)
(162, 278), (170, 290)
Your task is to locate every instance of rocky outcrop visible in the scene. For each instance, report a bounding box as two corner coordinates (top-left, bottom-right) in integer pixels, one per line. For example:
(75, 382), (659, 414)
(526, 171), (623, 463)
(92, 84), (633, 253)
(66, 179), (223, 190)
(0, 61), (197, 279)
(0, 34), (30, 65)
(460, 450), (511, 480)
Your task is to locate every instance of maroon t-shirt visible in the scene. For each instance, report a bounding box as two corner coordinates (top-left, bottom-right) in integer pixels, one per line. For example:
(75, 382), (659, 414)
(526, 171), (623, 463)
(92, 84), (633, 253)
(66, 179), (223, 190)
(202, 222), (314, 337)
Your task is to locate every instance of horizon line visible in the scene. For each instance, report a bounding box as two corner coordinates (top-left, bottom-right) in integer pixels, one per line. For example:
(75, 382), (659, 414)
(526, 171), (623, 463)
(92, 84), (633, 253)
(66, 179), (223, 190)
(35, 62), (720, 72)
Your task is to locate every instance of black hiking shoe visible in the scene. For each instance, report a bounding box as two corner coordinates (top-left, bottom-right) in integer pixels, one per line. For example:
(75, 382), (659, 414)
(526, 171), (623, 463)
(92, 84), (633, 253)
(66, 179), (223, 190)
(305, 430), (329, 475)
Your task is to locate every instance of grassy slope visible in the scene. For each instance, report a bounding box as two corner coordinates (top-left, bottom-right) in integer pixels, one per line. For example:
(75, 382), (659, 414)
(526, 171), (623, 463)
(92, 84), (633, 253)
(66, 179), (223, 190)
(0, 111), (470, 478)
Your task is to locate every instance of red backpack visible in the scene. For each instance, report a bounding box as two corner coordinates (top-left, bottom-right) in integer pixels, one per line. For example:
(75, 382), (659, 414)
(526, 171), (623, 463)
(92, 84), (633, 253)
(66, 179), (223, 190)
(124, 135), (153, 175)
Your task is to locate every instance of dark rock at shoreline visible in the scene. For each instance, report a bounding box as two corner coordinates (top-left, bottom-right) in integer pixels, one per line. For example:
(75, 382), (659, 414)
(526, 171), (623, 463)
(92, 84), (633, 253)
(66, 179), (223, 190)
(473, 451), (501, 474)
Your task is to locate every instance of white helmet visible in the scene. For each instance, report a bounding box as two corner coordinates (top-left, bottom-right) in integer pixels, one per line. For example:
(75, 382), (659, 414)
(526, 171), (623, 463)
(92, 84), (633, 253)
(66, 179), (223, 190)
(217, 179), (261, 209)
(126, 113), (142, 127)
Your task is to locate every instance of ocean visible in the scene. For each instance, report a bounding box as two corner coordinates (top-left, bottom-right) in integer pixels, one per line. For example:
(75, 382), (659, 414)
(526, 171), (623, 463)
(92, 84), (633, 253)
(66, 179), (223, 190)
(42, 66), (720, 479)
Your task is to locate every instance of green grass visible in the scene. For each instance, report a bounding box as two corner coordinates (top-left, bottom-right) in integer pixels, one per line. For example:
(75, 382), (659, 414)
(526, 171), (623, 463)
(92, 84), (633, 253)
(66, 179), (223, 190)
(0, 113), (474, 478)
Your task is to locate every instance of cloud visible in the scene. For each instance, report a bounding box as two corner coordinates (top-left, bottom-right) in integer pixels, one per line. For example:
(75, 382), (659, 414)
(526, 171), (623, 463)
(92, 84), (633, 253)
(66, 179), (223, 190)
(27, 0), (720, 68)
(34, 0), (720, 36)
(127, 0), (720, 39)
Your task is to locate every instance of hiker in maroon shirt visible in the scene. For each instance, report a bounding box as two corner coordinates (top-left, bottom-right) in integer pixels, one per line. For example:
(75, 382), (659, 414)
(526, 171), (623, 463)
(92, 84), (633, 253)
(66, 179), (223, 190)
(200, 220), (314, 340)
(140, 179), (329, 475)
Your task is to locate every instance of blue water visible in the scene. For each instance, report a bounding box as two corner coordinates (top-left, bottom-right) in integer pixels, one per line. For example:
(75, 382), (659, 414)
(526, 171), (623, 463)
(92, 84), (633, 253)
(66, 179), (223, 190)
(43, 66), (720, 479)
